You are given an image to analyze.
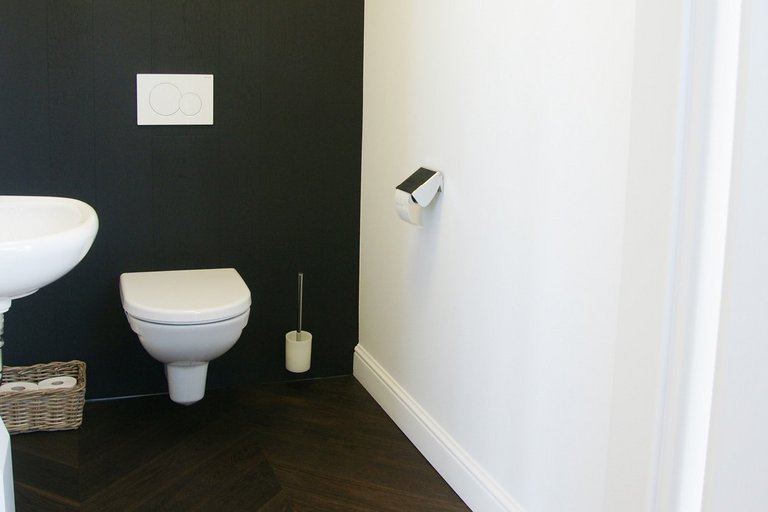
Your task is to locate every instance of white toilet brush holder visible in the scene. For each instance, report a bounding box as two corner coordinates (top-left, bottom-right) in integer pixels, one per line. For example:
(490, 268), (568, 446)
(285, 330), (312, 373)
(286, 272), (311, 373)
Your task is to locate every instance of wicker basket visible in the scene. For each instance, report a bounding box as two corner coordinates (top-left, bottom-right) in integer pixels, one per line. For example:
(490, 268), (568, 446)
(0, 360), (86, 434)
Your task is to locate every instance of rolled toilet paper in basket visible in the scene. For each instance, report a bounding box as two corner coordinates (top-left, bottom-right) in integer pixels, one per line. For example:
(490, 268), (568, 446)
(0, 381), (39, 392)
(38, 376), (77, 390)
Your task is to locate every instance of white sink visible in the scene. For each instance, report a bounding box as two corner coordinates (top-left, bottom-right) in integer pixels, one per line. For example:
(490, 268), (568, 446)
(0, 417), (13, 512)
(0, 196), (98, 313)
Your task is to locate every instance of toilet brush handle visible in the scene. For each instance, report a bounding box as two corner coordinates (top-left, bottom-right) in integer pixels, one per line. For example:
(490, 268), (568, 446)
(297, 272), (304, 337)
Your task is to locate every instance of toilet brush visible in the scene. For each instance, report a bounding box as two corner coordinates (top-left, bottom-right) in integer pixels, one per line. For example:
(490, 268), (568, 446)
(297, 272), (303, 340)
(285, 272), (311, 372)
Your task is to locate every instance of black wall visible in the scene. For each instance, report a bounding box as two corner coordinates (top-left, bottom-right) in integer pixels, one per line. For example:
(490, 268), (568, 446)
(0, 0), (363, 399)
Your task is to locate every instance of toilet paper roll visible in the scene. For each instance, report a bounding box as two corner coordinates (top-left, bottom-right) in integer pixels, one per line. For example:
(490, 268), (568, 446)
(38, 376), (77, 390)
(0, 381), (39, 392)
(395, 189), (423, 226)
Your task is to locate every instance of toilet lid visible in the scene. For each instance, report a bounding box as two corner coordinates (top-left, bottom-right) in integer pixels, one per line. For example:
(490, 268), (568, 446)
(120, 268), (251, 324)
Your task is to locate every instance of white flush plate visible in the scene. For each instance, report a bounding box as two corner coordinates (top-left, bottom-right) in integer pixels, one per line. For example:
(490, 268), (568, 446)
(136, 74), (213, 125)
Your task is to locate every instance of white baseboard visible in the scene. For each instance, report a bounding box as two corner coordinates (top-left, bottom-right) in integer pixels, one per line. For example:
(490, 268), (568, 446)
(353, 344), (524, 512)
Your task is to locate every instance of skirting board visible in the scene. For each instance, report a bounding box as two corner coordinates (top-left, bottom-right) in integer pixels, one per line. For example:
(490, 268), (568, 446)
(353, 344), (524, 512)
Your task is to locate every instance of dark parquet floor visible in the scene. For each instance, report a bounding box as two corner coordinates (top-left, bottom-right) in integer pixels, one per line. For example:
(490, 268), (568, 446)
(10, 376), (470, 511)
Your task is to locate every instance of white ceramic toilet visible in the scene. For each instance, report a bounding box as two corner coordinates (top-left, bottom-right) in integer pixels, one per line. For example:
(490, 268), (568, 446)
(119, 268), (251, 405)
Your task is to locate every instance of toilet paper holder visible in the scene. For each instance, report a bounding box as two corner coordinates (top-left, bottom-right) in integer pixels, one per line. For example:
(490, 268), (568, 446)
(395, 168), (443, 226)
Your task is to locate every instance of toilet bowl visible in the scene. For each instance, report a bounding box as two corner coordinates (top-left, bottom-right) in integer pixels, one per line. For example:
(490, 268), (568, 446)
(119, 268), (251, 405)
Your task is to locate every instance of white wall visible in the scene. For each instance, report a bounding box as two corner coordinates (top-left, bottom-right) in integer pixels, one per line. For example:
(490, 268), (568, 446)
(358, 1), (636, 510)
(703, 0), (768, 509)
(358, 1), (768, 511)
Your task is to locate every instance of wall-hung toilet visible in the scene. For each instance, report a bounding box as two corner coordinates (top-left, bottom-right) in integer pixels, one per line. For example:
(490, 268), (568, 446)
(119, 268), (251, 405)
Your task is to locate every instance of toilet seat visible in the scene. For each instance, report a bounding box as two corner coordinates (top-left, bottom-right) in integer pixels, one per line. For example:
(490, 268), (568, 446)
(120, 268), (251, 325)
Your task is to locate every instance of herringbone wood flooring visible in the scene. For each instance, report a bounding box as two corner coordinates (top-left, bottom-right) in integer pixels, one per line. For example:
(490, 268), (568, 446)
(10, 376), (469, 511)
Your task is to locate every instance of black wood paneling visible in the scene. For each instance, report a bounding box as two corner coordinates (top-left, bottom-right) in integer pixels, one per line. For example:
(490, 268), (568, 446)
(0, 0), (363, 398)
(0, 1), (50, 194)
